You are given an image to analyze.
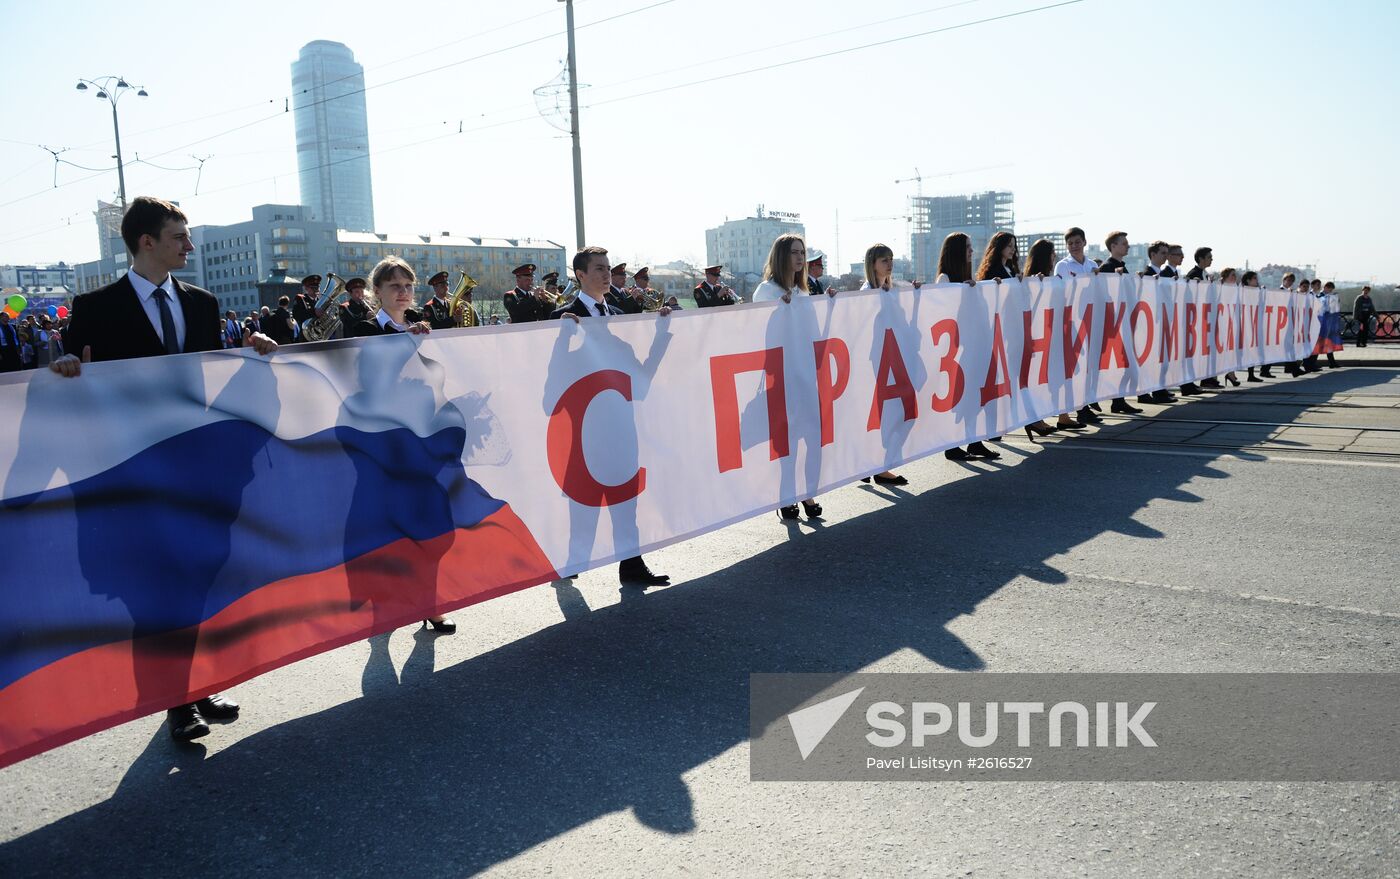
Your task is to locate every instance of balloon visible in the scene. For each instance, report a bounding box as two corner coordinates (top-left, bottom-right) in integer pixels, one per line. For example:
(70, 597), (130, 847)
(57, 306), (68, 318)
(48, 305), (58, 318)
(6, 294), (26, 312)
(2, 306), (16, 319)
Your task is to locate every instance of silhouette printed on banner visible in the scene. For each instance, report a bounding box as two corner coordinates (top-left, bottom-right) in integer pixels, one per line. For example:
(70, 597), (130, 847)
(868, 284), (928, 475)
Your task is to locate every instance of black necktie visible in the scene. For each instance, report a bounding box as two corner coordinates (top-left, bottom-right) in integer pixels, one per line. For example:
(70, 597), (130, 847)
(153, 288), (180, 355)
(595, 301), (606, 316)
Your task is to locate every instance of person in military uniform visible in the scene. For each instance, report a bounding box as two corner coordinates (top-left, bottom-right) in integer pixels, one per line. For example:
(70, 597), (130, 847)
(609, 262), (642, 314)
(339, 276), (372, 327)
(503, 263), (545, 324)
(694, 264), (737, 307)
(421, 270), (456, 330)
(806, 249), (829, 295)
(293, 273), (322, 327)
(541, 271), (562, 300)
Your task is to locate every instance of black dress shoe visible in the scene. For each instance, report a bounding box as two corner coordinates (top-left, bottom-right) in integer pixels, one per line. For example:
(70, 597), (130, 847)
(860, 477), (871, 483)
(168, 703), (209, 742)
(1077, 406), (1102, 424)
(195, 693), (240, 720)
(1056, 419), (1086, 431)
(873, 473), (908, 486)
(944, 447), (971, 461)
(1200, 378), (1223, 389)
(1151, 390), (1176, 403)
(1180, 383), (1203, 396)
(777, 504), (800, 520)
(1090, 402), (1103, 412)
(1259, 367), (1274, 378)
(966, 441), (1000, 460)
(801, 499), (823, 518)
(618, 558), (669, 586)
(1112, 399), (1143, 414)
(422, 617), (457, 634)
(1137, 394), (1154, 403)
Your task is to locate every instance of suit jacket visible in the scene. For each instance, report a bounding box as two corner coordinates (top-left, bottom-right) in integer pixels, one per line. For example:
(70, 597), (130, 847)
(1141, 265), (1159, 277)
(610, 285), (643, 315)
(264, 307), (297, 345)
(348, 316), (402, 337)
(1100, 257), (1126, 274)
(62, 274), (222, 363)
(552, 295), (623, 320)
(1184, 265), (1206, 282)
(1160, 265), (1179, 279)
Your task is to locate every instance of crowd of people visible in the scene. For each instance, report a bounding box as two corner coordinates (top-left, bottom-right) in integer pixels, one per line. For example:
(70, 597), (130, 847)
(12, 195), (1372, 743)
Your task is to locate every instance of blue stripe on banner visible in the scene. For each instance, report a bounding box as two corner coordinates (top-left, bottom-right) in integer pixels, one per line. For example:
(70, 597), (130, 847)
(0, 420), (500, 691)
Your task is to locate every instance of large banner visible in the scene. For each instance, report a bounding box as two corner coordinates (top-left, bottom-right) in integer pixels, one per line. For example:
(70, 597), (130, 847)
(0, 277), (1315, 766)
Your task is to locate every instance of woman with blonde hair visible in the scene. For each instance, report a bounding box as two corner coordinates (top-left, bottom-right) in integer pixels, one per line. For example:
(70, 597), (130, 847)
(348, 255), (456, 635)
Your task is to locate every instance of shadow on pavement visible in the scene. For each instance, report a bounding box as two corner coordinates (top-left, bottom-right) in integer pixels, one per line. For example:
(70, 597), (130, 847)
(0, 369), (1384, 878)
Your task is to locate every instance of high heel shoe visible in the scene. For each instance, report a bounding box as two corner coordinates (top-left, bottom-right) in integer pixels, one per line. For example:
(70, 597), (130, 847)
(422, 617), (457, 634)
(966, 441), (1000, 460)
(1226, 373), (1241, 387)
(1025, 421), (1057, 438)
(944, 447), (971, 461)
(801, 499), (823, 518)
(873, 473), (908, 486)
(777, 504), (800, 520)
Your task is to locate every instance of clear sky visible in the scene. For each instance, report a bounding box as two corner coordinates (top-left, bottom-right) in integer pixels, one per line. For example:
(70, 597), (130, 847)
(3, 0), (1398, 282)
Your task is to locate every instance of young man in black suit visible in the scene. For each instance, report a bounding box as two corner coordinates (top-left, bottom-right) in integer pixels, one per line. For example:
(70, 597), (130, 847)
(1161, 244), (1203, 395)
(50, 196), (279, 741)
(1184, 247), (1212, 282)
(1136, 241), (1182, 403)
(1098, 231), (1144, 415)
(555, 246), (671, 587)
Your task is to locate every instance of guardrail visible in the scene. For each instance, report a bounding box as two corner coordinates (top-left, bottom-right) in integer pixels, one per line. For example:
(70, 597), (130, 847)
(1342, 311), (1400, 342)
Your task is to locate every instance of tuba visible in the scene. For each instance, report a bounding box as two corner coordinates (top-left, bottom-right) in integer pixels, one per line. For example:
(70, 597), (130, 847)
(301, 271), (348, 342)
(641, 287), (665, 312)
(449, 270), (480, 327)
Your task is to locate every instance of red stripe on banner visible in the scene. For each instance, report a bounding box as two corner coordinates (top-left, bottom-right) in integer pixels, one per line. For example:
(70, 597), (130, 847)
(0, 505), (555, 769)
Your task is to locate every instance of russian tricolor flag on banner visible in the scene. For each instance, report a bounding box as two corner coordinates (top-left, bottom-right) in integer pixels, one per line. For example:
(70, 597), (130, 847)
(0, 337), (556, 768)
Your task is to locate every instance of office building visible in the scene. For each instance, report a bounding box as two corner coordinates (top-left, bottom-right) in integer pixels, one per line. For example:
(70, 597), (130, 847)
(910, 191), (1014, 280)
(292, 41), (375, 232)
(705, 206), (805, 277)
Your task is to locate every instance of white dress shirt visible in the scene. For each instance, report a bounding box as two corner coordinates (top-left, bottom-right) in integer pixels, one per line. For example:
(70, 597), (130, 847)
(375, 308), (408, 332)
(127, 268), (186, 351)
(1054, 255), (1097, 279)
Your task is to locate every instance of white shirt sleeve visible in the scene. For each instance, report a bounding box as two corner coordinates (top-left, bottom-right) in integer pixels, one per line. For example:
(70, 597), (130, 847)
(751, 280), (789, 302)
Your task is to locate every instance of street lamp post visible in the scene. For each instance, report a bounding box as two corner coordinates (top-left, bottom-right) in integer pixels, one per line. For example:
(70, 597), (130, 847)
(75, 76), (148, 211)
(559, 0), (585, 250)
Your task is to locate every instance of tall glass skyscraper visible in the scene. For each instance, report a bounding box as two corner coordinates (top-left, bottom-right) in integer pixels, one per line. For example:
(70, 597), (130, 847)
(291, 41), (375, 232)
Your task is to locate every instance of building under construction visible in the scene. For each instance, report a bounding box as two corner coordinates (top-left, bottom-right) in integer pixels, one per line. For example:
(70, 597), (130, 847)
(910, 191), (1014, 280)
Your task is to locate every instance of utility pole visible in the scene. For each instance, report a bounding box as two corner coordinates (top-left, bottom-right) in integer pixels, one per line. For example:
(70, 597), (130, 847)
(562, 0), (586, 249)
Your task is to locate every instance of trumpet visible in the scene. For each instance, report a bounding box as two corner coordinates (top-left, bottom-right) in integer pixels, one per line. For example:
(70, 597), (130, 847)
(719, 284), (741, 305)
(301, 270), (348, 342)
(449, 270), (480, 328)
(534, 284), (566, 307)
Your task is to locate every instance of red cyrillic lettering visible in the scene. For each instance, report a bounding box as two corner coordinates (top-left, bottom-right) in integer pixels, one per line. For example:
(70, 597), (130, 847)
(709, 349), (788, 473)
(929, 319), (965, 413)
(814, 338), (850, 447)
(1020, 308), (1054, 387)
(547, 370), (644, 507)
(867, 329), (917, 430)
(981, 313), (1012, 405)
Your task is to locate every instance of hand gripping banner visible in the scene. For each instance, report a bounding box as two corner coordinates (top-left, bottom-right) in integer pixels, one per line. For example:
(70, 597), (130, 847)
(0, 276), (1315, 766)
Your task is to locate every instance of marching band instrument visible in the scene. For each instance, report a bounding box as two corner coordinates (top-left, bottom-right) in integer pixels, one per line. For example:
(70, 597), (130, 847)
(449, 270), (480, 328)
(719, 283), (741, 305)
(534, 284), (566, 308)
(301, 270), (348, 342)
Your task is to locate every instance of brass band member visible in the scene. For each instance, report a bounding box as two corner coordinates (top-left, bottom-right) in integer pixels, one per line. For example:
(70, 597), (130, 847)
(293, 273), (321, 330)
(504, 263), (545, 323)
(339, 276), (372, 326)
(694, 264), (738, 307)
(609, 262), (642, 314)
(421, 270), (455, 330)
(541, 271), (562, 299)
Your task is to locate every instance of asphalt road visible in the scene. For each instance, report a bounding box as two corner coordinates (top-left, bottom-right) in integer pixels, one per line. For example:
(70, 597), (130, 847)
(2, 366), (1397, 878)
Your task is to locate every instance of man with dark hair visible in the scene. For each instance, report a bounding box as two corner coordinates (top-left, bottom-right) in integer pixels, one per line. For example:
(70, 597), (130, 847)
(609, 262), (643, 314)
(263, 295), (297, 345)
(1162, 244), (1185, 279)
(1185, 247), (1213, 281)
(1097, 232), (1143, 415)
(49, 195), (278, 742)
(555, 246), (671, 588)
(1354, 286), (1376, 347)
(223, 309), (243, 348)
(1137, 241), (1182, 403)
